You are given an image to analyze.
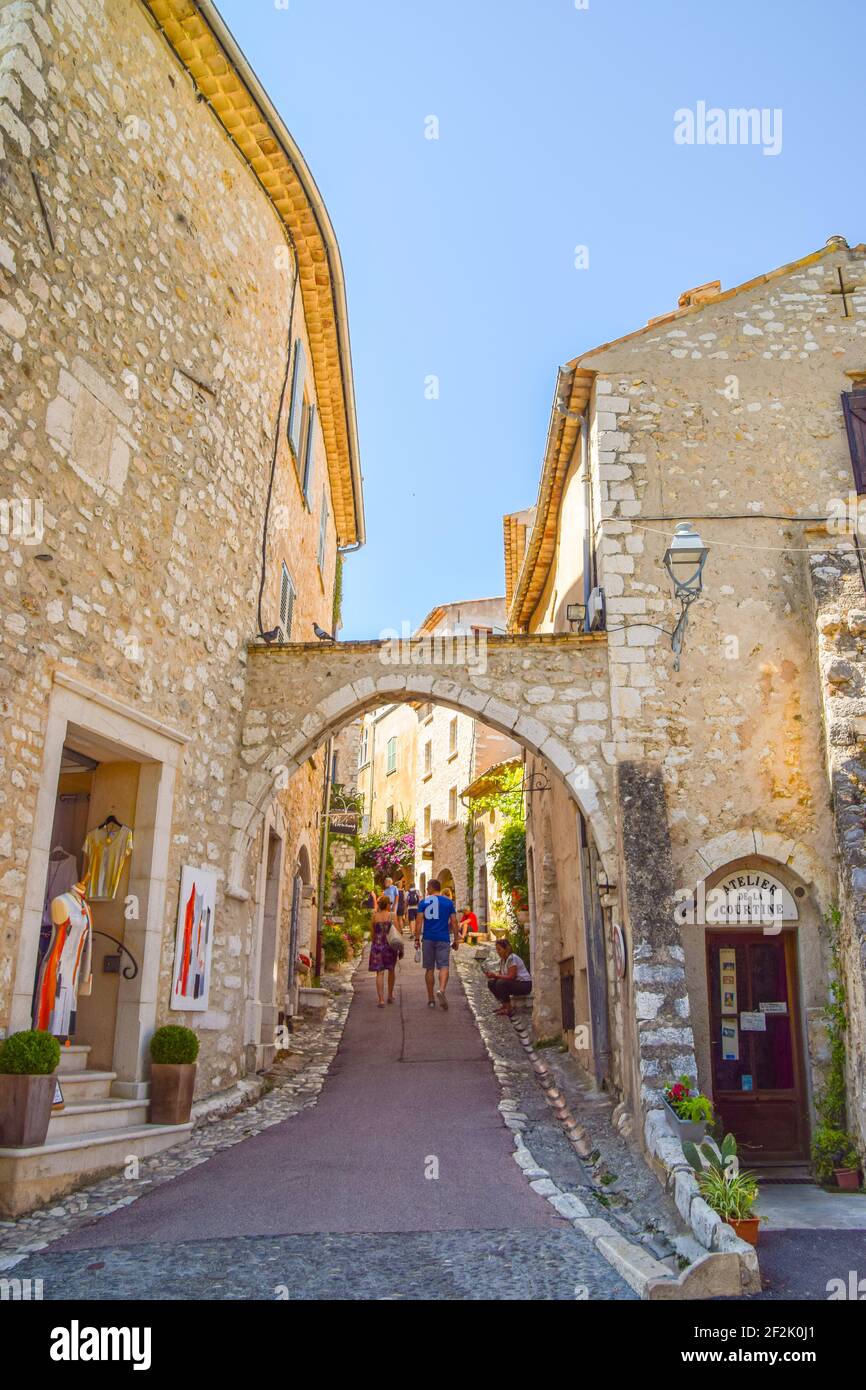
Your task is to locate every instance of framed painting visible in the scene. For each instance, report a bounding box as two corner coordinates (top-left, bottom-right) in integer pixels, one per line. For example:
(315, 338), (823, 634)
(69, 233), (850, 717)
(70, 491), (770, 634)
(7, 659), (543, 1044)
(170, 865), (217, 1012)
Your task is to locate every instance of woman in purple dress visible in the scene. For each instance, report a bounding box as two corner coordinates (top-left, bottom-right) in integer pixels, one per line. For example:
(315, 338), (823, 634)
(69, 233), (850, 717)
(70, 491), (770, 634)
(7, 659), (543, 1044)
(369, 893), (401, 1007)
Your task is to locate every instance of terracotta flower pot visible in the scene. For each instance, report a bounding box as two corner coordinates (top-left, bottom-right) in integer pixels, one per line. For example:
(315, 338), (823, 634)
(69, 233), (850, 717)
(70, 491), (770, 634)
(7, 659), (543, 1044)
(726, 1216), (760, 1246)
(834, 1167), (861, 1191)
(149, 1063), (196, 1126)
(0, 1073), (56, 1147)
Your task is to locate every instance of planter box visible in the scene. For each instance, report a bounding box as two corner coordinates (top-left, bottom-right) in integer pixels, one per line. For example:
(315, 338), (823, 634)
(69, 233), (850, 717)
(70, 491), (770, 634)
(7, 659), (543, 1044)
(0, 1073), (56, 1148)
(298, 987), (329, 1014)
(661, 1097), (709, 1145)
(149, 1063), (196, 1126)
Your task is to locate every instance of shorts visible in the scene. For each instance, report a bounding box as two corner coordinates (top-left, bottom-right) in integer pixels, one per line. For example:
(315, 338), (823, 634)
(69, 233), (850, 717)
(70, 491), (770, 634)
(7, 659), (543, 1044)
(422, 939), (451, 970)
(407, 908), (417, 921)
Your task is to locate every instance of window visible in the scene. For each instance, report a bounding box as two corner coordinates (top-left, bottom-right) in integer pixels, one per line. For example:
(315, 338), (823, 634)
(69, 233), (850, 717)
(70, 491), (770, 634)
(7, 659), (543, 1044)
(423, 805), (431, 840)
(317, 488), (329, 571)
(279, 563), (295, 639)
(287, 340), (307, 458)
(386, 736), (397, 775)
(449, 717), (458, 755)
(301, 403), (316, 502)
(448, 786), (458, 823)
(842, 390), (866, 494)
(359, 725), (369, 768)
(420, 872), (427, 895)
(417, 702), (433, 722)
(385, 805), (395, 829)
(424, 741), (432, 776)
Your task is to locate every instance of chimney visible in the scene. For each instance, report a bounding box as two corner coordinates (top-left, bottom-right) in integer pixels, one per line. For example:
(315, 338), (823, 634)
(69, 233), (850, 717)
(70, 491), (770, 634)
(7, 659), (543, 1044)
(677, 280), (722, 309)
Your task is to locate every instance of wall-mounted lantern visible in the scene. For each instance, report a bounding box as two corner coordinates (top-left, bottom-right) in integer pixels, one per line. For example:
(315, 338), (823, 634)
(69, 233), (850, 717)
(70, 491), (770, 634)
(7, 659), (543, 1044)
(662, 522), (709, 670)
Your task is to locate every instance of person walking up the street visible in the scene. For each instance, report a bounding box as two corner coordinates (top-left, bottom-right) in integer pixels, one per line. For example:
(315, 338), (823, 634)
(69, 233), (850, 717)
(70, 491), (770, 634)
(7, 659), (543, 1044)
(382, 876), (399, 914)
(406, 881), (420, 935)
(415, 877), (458, 1010)
(369, 894), (401, 1007)
(395, 879), (407, 935)
(484, 937), (532, 1017)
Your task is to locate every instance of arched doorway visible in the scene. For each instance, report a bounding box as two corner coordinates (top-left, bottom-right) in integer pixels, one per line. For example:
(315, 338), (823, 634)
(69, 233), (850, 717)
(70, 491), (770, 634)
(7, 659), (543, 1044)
(247, 818), (285, 1072)
(679, 855), (820, 1167)
(438, 867), (456, 901)
(287, 843), (313, 1006)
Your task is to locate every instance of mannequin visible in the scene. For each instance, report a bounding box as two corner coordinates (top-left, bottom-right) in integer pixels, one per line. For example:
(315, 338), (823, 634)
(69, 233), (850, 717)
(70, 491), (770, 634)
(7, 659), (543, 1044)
(33, 881), (93, 1037)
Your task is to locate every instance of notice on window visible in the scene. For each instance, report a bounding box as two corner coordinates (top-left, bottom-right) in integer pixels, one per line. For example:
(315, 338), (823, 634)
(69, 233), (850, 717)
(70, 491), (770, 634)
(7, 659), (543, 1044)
(719, 947), (737, 1015)
(740, 1011), (767, 1032)
(721, 1018), (739, 1061)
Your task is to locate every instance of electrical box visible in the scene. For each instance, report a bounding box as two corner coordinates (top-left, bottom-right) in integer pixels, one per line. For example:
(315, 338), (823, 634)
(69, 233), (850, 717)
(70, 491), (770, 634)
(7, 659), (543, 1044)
(587, 586), (606, 631)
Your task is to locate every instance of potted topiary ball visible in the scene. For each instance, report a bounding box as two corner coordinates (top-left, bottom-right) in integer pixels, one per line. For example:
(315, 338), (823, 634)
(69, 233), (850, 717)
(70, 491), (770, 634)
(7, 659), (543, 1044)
(0, 1029), (61, 1147)
(149, 1025), (199, 1125)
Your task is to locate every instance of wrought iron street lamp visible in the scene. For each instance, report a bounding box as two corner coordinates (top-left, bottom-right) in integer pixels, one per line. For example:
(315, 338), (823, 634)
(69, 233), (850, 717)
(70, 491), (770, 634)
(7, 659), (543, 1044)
(662, 522), (709, 670)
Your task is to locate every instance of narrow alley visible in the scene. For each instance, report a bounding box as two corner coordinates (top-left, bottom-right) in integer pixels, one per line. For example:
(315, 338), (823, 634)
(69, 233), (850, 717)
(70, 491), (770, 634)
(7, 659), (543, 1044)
(4, 953), (634, 1301)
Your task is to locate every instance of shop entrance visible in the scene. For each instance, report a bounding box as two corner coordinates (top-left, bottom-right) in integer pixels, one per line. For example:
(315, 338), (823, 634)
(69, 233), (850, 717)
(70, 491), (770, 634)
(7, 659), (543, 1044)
(706, 929), (809, 1164)
(12, 672), (187, 1098)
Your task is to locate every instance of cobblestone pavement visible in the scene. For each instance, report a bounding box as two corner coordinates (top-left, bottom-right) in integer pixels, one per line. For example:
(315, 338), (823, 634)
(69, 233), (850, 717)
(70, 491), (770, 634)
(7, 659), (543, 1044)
(2, 949), (636, 1300)
(5, 1228), (631, 1301)
(458, 950), (685, 1260)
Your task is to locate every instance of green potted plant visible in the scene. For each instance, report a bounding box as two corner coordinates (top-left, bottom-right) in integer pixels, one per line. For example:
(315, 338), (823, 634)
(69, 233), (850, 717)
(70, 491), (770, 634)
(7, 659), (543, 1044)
(812, 1124), (862, 1190)
(0, 1029), (61, 1147)
(149, 1025), (199, 1125)
(682, 1132), (762, 1246)
(662, 1074), (714, 1143)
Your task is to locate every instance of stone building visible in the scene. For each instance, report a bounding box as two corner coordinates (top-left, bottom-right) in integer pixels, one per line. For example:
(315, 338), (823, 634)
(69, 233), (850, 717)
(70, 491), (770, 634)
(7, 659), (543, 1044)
(356, 702), (418, 837)
(0, 0), (363, 1209)
(355, 599), (521, 913)
(509, 237), (866, 1166)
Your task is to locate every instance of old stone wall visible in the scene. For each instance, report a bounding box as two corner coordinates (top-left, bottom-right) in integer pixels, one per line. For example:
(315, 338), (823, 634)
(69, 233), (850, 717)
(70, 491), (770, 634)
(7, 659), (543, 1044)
(807, 546), (866, 1150)
(583, 245), (863, 908)
(0, 0), (338, 1095)
(236, 636), (614, 907)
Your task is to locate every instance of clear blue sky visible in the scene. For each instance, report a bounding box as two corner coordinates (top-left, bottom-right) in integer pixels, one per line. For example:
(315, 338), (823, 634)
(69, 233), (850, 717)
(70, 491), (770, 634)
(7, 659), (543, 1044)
(218, 0), (864, 639)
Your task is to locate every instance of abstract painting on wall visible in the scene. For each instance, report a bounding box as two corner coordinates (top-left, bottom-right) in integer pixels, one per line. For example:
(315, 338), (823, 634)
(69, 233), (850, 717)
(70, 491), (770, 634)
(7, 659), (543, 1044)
(170, 865), (217, 1012)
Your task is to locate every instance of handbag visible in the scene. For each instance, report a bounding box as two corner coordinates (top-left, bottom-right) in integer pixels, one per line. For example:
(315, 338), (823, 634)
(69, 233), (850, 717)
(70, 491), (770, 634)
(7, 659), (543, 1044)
(387, 920), (403, 951)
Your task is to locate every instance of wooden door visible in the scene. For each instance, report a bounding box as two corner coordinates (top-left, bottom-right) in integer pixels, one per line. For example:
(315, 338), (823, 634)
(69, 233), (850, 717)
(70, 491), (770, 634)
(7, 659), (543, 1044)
(706, 930), (808, 1163)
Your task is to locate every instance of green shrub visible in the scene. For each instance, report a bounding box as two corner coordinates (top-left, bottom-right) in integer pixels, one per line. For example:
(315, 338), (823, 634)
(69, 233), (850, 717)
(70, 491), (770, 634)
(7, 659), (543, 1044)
(0, 1029), (60, 1075)
(322, 922), (350, 968)
(150, 1025), (199, 1066)
(811, 1124), (861, 1183)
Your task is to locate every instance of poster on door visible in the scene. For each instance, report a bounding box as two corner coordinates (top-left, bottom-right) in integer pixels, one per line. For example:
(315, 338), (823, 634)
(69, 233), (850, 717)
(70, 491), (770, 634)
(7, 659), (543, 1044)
(719, 947), (737, 1015)
(721, 1018), (739, 1061)
(171, 865), (217, 1011)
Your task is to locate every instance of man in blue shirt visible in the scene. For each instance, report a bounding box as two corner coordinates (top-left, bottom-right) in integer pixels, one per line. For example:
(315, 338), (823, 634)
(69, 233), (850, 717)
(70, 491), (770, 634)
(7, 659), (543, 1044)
(413, 878), (458, 1010)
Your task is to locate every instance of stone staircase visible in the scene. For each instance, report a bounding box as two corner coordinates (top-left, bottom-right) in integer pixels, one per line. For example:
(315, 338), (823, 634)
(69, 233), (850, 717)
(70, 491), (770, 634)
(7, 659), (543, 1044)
(0, 1044), (193, 1218)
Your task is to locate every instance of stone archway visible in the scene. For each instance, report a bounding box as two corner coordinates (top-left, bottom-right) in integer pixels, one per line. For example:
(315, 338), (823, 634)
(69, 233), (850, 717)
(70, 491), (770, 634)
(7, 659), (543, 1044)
(230, 633), (612, 897)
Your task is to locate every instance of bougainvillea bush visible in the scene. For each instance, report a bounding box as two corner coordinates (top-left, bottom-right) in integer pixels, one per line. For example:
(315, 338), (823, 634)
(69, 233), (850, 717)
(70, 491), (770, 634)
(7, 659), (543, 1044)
(358, 822), (415, 881)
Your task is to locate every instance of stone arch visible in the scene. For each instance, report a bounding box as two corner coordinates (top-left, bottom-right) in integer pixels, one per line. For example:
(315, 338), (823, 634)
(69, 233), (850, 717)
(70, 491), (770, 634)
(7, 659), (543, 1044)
(296, 841), (313, 885)
(230, 665), (614, 896)
(678, 829), (832, 916)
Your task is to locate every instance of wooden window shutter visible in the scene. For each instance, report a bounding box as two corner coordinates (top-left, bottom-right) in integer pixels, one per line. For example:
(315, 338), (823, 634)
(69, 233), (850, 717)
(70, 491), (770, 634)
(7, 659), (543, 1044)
(302, 403), (316, 500)
(287, 341), (306, 457)
(279, 563), (295, 639)
(842, 391), (866, 495)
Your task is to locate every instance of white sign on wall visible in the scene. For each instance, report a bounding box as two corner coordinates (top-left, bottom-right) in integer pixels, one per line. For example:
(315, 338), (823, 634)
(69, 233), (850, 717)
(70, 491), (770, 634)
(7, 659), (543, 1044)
(675, 871), (798, 933)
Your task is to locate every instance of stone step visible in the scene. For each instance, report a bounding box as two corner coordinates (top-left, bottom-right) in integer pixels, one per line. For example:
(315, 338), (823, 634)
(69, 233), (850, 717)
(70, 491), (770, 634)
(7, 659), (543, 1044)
(0, 1122), (193, 1218)
(47, 1097), (150, 1139)
(54, 1070), (116, 1103)
(57, 1044), (92, 1075)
